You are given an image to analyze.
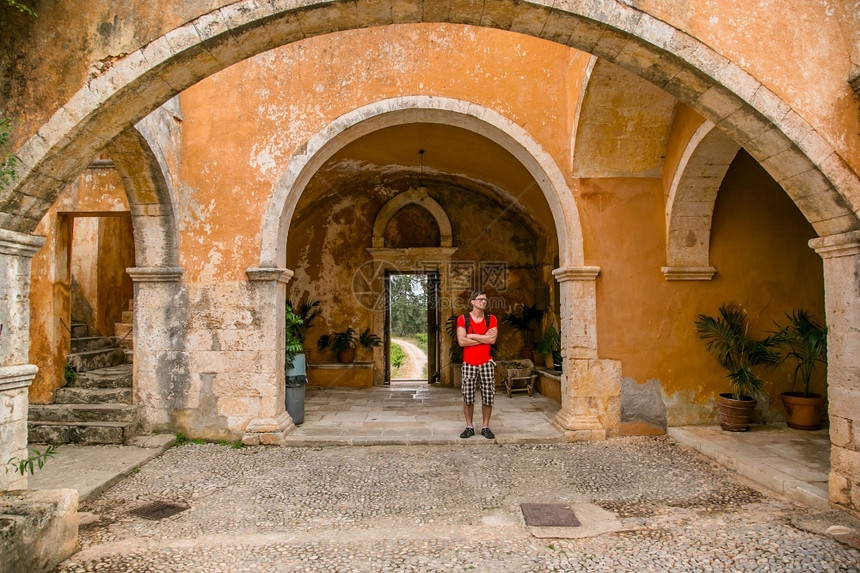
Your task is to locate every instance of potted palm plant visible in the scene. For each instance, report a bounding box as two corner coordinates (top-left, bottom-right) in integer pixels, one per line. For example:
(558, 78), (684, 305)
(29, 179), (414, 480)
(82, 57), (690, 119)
(534, 326), (561, 370)
(773, 309), (827, 430)
(359, 328), (382, 355)
(317, 327), (358, 363)
(694, 303), (779, 431)
(503, 304), (543, 360)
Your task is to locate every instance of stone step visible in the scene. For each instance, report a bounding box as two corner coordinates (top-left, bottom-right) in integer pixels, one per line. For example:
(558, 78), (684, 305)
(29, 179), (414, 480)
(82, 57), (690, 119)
(121, 310), (133, 323)
(66, 347), (127, 372)
(71, 323), (89, 338)
(70, 336), (117, 353)
(115, 323), (133, 349)
(28, 421), (134, 445)
(55, 387), (133, 405)
(72, 364), (133, 389)
(29, 403), (139, 424)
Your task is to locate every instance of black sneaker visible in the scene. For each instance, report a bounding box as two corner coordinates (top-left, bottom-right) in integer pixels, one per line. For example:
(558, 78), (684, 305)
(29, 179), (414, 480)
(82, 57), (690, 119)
(460, 427), (475, 439)
(481, 427), (495, 439)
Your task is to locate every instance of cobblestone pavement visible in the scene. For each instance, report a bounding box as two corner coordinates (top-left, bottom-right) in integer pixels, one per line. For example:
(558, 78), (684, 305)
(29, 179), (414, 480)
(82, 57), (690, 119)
(57, 437), (860, 572)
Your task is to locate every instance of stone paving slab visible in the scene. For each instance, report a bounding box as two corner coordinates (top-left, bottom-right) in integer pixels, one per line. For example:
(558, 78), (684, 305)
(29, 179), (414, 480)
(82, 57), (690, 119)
(669, 425), (831, 510)
(27, 434), (174, 502)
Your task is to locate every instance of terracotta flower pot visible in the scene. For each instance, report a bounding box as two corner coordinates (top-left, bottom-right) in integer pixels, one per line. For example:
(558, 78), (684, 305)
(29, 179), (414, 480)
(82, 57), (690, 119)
(717, 393), (757, 432)
(337, 348), (356, 364)
(544, 353), (554, 369)
(781, 392), (825, 430)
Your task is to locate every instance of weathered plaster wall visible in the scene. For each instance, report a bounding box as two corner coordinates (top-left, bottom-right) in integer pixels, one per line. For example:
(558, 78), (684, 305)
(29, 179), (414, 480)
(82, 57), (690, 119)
(3, 1), (856, 177)
(629, 0), (860, 173)
(176, 25), (579, 283)
(28, 167), (131, 403)
(582, 150), (824, 426)
(662, 104), (708, 199)
(285, 180), (542, 379)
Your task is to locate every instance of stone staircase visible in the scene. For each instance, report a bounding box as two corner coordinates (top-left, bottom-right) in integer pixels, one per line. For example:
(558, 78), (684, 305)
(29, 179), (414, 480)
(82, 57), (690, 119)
(29, 307), (138, 445)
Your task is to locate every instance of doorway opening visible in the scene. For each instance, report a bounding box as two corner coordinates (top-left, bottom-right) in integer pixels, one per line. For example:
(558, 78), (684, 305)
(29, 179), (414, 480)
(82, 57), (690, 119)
(384, 271), (440, 384)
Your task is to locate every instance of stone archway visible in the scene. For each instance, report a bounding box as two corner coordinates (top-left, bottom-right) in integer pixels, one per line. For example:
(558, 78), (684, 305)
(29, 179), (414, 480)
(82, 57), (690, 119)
(256, 96), (618, 440)
(662, 120), (741, 280)
(3, 2), (856, 239)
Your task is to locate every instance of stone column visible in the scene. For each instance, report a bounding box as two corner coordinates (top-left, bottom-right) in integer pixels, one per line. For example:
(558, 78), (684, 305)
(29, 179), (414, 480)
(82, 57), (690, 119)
(0, 229), (45, 491)
(809, 230), (860, 518)
(243, 267), (295, 445)
(551, 266), (622, 441)
(127, 266), (186, 433)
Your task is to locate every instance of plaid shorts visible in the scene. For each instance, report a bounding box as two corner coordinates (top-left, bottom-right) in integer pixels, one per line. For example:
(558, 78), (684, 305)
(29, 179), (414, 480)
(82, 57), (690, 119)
(461, 362), (495, 406)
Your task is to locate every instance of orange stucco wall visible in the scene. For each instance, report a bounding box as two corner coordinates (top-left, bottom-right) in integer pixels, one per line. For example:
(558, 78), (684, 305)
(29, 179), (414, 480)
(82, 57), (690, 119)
(177, 25), (582, 283)
(29, 166), (133, 403)
(582, 151), (823, 424)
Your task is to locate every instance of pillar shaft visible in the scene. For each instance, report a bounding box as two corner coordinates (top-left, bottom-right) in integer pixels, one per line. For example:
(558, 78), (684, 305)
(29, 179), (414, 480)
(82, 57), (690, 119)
(810, 231), (860, 517)
(551, 266), (621, 441)
(0, 229), (45, 491)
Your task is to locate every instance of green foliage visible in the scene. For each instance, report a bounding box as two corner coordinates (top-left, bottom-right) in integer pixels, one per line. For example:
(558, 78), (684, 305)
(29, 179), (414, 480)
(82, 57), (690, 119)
(359, 327), (382, 351)
(4, 444), (58, 476)
(534, 326), (561, 355)
(445, 315), (463, 364)
(318, 327), (357, 353)
(694, 303), (779, 400)
(0, 117), (20, 191)
(4, 0), (36, 16)
(174, 432), (189, 446)
(230, 440), (244, 449)
(63, 363), (78, 385)
(284, 302), (304, 370)
(390, 274), (427, 337)
(391, 343), (406, 369)
(415, 332), (427, 345)
(288, 298), (320, 344)
(772, 309), (827, 397)
(503, 304), (543, 346)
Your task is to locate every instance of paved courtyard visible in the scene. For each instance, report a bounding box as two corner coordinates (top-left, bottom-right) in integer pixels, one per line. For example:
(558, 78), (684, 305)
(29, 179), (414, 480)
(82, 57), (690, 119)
(56, 437), (859, 572)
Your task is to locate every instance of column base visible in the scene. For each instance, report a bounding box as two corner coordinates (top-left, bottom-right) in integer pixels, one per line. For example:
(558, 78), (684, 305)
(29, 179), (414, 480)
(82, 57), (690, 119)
(553, 409), (607, 442)
(242, 411), (295, 445)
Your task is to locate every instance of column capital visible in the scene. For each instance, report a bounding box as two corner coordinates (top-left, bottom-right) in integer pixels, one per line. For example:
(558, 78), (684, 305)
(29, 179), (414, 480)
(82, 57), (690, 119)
(809, 230), (860, 259)
(246, 267), (293, 284)
(552, 266), (601, 282)
(0, 364), (38, 391)
(661, 266), (717, 281)
(127, 267), (184, 282)
(0, 228), (45, 258)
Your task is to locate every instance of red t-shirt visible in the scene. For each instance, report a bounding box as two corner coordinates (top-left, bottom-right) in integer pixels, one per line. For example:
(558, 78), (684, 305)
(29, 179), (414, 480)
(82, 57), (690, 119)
(458, 313), (497, 366)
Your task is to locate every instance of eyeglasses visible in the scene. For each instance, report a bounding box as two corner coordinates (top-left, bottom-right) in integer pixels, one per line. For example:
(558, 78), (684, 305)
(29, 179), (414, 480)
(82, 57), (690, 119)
(474, 298), (488, 302)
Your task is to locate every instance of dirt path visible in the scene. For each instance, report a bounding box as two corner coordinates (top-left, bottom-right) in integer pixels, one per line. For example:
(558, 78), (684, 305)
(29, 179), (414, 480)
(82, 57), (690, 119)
(391, 337), (427, 380)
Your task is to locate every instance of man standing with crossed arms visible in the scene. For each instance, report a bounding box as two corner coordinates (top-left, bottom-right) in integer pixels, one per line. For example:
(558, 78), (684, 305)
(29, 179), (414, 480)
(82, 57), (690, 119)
(457, 290), (498, 439)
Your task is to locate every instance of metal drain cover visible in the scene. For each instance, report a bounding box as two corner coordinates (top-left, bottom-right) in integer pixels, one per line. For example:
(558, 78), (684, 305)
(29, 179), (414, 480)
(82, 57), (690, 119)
(520, 503), (581, 527)
(129, 501), (188, 521)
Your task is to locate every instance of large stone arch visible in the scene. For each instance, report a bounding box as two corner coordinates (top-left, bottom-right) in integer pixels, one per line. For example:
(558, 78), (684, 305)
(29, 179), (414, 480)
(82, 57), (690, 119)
(106, 123), (179, 269)
(662, 120), (741, 280)
(2, 1), (856, 238)
(259, 97), (581, 269)
(258, 95), (613, 441)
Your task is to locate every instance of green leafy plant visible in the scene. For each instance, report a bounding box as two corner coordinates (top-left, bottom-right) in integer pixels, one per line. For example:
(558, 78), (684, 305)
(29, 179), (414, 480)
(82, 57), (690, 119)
(289, 298), (320, 344)
(772, 309), (827, 397)
(358, 327), (382, 351)
(4, 0), (36, 16)
(4, 444), (58, 476)
(63, 363), (78, 385)
(694, 303), (779, 400)
(445, 315), (463, 364)
(284, 302), (304, 370)
(503, 303), (544, 347)
(391, 343), (406, 369)
(534, 326), (561, 356)
(317, 327), (358, 353)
